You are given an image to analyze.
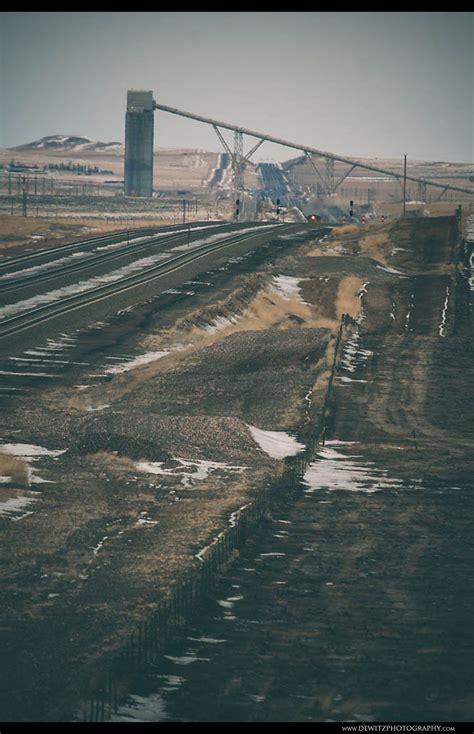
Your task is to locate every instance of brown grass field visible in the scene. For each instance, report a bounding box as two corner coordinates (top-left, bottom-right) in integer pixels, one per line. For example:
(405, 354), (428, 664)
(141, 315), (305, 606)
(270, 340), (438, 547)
(0, 454), (30, 486)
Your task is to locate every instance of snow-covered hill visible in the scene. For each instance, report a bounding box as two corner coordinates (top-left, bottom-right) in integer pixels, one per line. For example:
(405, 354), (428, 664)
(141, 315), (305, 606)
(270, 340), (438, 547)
(11, 135), (123, 153)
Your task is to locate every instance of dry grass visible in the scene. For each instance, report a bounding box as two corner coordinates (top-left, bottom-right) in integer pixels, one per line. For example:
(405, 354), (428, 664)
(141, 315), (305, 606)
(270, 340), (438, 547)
(306, 239), (345, 256)
(358, 232), (392, 264)
(301, 274), (364, 325)
(155, 279), (343, 349)
(0, 454), (30, 486)
(310, 335), (337, 399)
(331, 224), (360, 237)
(0, 147), (220, 191)
(87, 452), (137, 473)
(0, 215), (180, 252)
(195, 290), (313, 335)
(336, 276), (365, 318)
(307, 221), (393, 265)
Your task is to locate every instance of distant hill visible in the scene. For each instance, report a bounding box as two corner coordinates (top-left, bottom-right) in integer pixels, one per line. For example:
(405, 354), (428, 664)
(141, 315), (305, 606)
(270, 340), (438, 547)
(11, 135), (124, 153)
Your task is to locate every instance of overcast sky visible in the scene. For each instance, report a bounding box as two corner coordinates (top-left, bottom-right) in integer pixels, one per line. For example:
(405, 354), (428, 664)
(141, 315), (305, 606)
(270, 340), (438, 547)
(1, 11), (472, 162)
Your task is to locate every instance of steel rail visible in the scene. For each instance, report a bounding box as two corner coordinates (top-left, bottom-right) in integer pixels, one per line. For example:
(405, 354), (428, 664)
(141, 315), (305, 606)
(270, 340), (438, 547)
(0, 221), (232, 276)
(153, 101), (474, 196)
(0, 227), (162, 275)
(0, 233), (182, 293)
(0, 224), (289, 339)
(0, 226), (229, 294)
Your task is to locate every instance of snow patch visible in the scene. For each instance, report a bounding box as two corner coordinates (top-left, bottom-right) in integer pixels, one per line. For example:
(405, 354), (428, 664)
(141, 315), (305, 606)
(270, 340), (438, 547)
(338, 331), (372, 376)
(0, 371), (56, 378)
(405, 293), (415, 331)
(204, 314), (241, 333)
(91, 536), (109, 556)
(247, 425), (305, 459)
(136, 458), (246, 485)
(376, 264), (406, 276)
(0, 491), (40, 518)
(0, 443), (66, 458)
(0, 442), (66, 491)
(438, 285), (450, 337)
(164, 653), (210, 665)
(303, 444), (403, 494)
(169, 224), (277, 254)
(101, 350), (170, 375)
(270, 274), (308, 302)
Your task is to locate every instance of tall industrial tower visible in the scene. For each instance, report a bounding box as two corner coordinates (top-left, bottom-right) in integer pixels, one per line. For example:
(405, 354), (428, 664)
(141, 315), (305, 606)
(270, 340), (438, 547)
(124, 90), (154, 197)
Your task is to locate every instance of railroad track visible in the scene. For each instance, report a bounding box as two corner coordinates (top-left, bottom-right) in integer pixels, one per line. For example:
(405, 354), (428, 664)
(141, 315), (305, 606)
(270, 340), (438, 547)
(0, 223), (290, 339)
(0, 222), (233, 294)
(0, 226), (161, 276)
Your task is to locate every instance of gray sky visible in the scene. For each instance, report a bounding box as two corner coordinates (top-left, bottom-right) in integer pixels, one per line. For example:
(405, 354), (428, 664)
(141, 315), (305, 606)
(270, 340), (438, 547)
(1, 11), (473, 162)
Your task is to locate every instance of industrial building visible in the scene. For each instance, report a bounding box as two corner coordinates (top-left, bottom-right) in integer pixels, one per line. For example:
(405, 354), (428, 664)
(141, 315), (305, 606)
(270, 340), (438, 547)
(124, 90), (154, 197)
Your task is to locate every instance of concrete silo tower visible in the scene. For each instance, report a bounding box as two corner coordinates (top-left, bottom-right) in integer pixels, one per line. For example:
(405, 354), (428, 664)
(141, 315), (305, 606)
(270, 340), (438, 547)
(124, 90), (154, 197)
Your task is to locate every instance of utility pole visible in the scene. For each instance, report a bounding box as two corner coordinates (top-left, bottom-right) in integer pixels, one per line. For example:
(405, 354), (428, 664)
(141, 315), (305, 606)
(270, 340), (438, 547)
(403, 154), (407, 218)
(22, 176), (27, 217)
(182, 199), (186, 224)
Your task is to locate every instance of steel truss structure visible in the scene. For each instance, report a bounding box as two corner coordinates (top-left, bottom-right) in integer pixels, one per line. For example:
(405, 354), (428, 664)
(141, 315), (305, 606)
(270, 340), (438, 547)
(153, 101), (473, 201)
